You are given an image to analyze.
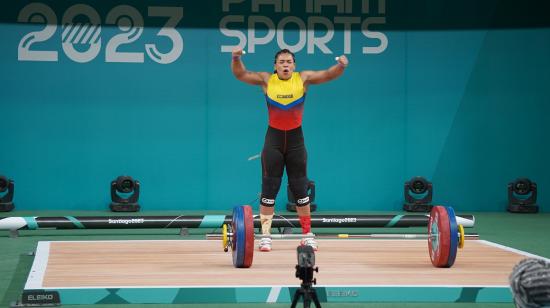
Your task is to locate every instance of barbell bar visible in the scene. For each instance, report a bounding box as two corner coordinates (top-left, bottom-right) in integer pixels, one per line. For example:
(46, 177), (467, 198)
(207, 231), (479, 241)
(211, 228), (476, 253)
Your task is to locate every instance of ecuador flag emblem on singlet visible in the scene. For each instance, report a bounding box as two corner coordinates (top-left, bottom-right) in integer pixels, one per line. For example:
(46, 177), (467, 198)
(265, 72), (305, 110)
(265, 72), (306, 130)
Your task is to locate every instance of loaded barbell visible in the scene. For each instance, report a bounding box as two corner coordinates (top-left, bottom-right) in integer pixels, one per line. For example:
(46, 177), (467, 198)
(223, 205), (469, 268)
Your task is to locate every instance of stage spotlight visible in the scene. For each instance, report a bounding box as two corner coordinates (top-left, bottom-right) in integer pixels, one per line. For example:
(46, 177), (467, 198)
(286, 180), (317, 212)
(110, 176), (140, 212)
(403, 176), (433, 212)
(508, 178), (538, 213)
(0, 175), (15, 212)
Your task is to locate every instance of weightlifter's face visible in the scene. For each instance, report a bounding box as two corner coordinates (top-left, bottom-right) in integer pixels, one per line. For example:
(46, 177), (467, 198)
(274, 53), (295, 80)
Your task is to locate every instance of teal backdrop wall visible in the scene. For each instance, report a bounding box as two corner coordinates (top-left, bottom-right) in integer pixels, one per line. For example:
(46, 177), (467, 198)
(0, 0), (549, 212)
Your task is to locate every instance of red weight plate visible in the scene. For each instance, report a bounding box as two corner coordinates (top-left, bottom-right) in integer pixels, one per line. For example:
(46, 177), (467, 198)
(428, 206), (451, 267)
(242, 205), (255, 268)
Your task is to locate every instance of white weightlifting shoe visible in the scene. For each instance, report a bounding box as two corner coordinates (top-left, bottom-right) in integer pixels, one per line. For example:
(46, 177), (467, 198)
(259, 237), (272, 252)
(300, 233), (318, 251)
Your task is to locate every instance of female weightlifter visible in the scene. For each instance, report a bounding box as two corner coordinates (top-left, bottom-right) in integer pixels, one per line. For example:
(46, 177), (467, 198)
(231, 48), (348, 251)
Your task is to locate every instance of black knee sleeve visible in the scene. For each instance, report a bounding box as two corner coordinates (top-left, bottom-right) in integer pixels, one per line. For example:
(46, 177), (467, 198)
(261, 176), (282, 207)
(289, 176), (310, 207)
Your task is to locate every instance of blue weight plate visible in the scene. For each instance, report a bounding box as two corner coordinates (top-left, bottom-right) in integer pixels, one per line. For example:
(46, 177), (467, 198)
(231, 206), (246, 267)
(231, 206), (238, 266)
(445, 206), (458, 268)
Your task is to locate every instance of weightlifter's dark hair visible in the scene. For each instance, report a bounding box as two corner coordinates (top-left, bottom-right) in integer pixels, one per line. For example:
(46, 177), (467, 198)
(274, 49), (295, 63)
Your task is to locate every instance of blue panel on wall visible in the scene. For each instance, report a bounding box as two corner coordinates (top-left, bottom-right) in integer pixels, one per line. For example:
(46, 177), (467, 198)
(0, 1), (548, 211)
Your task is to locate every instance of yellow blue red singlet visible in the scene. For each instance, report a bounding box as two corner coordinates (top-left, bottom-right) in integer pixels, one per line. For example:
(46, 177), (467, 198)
(265, 72), (306, 130)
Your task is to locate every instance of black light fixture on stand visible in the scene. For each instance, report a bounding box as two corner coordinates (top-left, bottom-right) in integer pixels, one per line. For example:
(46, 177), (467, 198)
(507, 178), (538, 213)
(287, 180), (317, 212)
(110, 176), (140, 212)
(0, 175), (15, 212)
(403, 176), (433, 212)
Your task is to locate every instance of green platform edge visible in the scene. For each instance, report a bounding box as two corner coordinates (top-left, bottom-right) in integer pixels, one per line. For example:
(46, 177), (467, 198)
(23, 286), (512, 304)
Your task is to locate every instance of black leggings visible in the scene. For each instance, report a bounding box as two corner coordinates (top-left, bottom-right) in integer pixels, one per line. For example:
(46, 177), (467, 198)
(260, 126), (309, 207)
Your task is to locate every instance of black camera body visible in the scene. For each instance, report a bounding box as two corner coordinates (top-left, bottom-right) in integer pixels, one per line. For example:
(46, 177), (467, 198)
(292, 245), (321, 308)
(295, 245), (317, 286)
